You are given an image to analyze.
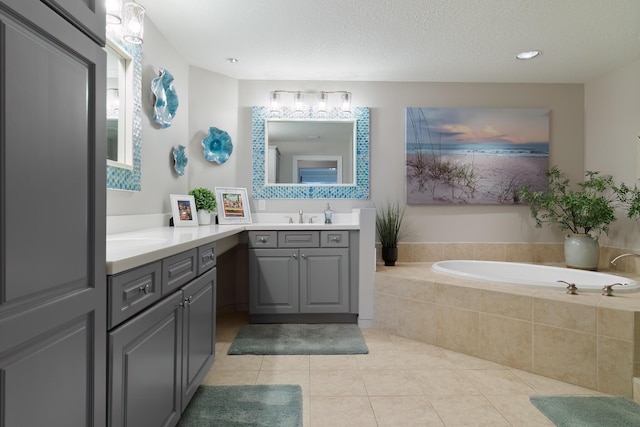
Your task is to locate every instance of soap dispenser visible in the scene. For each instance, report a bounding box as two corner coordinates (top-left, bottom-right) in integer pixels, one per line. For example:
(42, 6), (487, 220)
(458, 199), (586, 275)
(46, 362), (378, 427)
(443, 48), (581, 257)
(324, 203), (333, 224)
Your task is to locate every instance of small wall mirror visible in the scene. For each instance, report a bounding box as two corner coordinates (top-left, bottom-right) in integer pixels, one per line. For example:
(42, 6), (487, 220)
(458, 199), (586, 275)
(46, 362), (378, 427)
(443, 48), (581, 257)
(252, 106), (370, 199)
(105, 32), (142, 192)
(106, 40), (133, 168)
(266, 119), (355, 184)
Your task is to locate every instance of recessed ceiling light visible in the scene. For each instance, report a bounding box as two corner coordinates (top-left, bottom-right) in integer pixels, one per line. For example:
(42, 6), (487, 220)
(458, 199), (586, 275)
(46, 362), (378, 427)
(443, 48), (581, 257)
(516, 50), (541, 60)
(226, 57), (239, 64)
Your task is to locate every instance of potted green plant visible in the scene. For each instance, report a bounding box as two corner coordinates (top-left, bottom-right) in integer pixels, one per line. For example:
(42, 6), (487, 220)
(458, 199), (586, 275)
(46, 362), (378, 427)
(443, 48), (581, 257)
(519, 166), (618, 270)
(188, 187), (217, 225)
(375, 201), (405, 266)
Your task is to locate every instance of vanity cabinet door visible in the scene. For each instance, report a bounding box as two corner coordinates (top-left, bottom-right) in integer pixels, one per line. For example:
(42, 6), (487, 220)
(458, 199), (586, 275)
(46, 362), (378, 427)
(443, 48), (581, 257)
(109, 292), (183, 427)
(182, 268), (217, 411)
(249, 249), (299, 314)
(300, 248), (350, 313)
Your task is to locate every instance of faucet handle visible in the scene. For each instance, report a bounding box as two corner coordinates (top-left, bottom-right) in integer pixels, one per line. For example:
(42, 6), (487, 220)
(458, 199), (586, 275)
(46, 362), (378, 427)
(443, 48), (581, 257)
(602, 283), (626, 296)
(284, 216), (293, 224)
(308, 216), (317, 224)
(557, 280), (578, 295)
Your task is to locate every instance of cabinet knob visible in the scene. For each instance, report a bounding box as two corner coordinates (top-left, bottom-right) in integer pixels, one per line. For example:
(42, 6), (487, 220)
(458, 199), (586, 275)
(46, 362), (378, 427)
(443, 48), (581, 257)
(331, 236), (340, 242)
(301, 254), (306, 259)
(292, 254), (297, 259)
(184, 296), (193, 305)
(259, 236), (267, 243)
(139, 283), (150, 294)
(206, 253), (215, 260)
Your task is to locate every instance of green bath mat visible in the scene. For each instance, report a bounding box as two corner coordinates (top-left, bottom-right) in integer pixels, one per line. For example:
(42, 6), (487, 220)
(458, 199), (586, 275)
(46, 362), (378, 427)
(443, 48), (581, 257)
(228, 323), (369, 355)
(530, 396), (640, 426)
(178, 385), (302, 427)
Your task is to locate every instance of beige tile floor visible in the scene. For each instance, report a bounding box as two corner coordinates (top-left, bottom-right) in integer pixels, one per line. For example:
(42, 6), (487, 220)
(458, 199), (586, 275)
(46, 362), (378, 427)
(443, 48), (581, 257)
(203, 312), (602, 426)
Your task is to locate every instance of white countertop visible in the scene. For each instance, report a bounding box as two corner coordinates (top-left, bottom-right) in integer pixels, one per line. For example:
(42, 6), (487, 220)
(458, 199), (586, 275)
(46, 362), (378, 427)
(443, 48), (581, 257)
(106, 218), (361, 275)
(106, 224), (246, 275)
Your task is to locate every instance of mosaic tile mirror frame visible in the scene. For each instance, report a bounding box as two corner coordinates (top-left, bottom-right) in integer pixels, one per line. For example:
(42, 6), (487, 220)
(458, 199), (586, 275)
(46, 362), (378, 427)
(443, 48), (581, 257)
(106, 29), (142, 192)
(251, 106), (370, 199)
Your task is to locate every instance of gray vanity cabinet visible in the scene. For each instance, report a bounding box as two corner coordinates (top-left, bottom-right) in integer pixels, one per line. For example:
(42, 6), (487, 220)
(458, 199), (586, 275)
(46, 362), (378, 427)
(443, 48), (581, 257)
(249, 248), (300, 314)
(0, 1), (106, 426)
(109, 291), (184, 427)
(299, 248), (350, 313)
(108, 251), (217, 427)
(248, 231), (354, 320)
(181, 270), (217, 410)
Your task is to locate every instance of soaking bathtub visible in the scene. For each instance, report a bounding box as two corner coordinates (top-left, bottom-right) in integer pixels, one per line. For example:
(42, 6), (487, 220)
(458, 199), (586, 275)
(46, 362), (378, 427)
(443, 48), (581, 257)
(432, 260), (638, 291)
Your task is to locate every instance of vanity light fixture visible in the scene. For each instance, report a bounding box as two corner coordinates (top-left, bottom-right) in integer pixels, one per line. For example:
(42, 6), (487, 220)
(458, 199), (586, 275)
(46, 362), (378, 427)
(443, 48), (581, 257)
(122, 1), (146, 44)
(516, 50), (541, 60)
(268, 90), (353, 114)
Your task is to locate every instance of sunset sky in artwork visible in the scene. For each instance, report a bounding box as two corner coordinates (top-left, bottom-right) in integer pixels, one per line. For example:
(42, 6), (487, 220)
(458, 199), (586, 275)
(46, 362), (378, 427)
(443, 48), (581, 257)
(414, 107), (549, 145)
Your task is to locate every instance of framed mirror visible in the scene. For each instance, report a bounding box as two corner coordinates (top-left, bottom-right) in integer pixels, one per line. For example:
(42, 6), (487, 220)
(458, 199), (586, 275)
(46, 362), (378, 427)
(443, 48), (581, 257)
(105, 30), (142, 191)
(252, 106), (370, 199)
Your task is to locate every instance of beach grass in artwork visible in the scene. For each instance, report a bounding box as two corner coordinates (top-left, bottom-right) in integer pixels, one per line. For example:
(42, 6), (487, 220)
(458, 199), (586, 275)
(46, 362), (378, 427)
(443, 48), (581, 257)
(406, 107), (549, 205)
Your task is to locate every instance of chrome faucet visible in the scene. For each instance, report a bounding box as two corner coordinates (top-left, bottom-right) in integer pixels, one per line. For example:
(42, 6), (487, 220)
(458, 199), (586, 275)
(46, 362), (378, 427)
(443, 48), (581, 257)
(298, 209), (304, 224)
(610, 253), (640, 266)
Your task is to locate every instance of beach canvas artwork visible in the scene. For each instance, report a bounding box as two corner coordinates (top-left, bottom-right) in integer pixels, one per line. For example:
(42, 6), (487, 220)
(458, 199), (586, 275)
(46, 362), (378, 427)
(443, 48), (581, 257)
(406, 107), (549, 205)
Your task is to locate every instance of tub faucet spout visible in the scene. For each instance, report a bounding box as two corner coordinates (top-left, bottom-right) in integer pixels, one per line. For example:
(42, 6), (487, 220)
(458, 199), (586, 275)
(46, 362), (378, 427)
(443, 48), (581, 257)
(610, 253), (640, 266)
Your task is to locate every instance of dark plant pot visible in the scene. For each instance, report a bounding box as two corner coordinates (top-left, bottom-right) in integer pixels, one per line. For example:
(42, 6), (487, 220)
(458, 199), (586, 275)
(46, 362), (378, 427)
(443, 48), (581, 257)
(381, 247), (398, 266)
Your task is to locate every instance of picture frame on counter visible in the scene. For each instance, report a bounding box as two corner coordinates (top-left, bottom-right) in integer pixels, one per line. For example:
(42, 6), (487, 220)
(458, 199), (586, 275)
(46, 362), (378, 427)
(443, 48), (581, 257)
(170, 194), (199, 227)
(215, 187), (252, 224)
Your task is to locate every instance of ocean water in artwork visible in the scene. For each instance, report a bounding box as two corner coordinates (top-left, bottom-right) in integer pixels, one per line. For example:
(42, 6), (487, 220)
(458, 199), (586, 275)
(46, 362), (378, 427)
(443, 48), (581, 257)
(405, 107), (549, 205)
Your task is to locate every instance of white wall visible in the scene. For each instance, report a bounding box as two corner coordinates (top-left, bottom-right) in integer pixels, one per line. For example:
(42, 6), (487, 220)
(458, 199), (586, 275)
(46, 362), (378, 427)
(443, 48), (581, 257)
(107, 18), (190, 216)
(238, 80), (584, 243)
(187, 66), (239, 191)
(585, 58), (640, 250)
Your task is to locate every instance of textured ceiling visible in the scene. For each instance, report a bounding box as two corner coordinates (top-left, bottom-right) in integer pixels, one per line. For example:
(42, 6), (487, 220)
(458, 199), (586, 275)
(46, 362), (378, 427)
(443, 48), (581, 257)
(140, 0), (640, 83)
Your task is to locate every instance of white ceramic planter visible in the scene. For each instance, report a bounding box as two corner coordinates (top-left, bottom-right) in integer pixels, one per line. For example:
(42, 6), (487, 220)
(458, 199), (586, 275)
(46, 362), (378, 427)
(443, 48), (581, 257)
(198, 209), (211, 225)
(564, 234), (599, 270)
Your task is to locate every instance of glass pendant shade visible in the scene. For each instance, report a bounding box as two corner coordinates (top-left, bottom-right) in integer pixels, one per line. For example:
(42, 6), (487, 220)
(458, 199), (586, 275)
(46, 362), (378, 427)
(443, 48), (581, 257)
(122, 2), (145, 44)
(341, 92), (351, 112)
(106, 0), (123, 24)
(294, 92), (305, 113)
(269, 92), (281, 112)
(317, 92), (328, 113)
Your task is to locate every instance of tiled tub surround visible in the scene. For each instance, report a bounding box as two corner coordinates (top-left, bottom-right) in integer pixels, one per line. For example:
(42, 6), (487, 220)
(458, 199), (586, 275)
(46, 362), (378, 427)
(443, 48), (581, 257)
(374, 262), (640, 398)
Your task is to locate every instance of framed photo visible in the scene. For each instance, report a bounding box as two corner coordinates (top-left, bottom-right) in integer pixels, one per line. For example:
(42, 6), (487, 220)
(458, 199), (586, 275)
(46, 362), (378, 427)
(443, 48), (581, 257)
(170, 194), (199, 227)
(215, 187), (252, 224)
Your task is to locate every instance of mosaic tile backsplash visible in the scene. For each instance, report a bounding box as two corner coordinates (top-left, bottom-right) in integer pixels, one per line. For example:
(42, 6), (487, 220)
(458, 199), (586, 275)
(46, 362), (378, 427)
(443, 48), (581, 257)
(252, 106), (370, 199)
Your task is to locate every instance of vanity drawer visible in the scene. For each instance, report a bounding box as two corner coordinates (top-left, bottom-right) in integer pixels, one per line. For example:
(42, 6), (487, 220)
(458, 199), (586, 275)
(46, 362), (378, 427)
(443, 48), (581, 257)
(108, 261), (162, 328)
(320, 230), (349, 247)
(162, 248), (197, 295)
(197, 242), (216, 274)
(248, 231), (278, 248)
(278, 231), (319, 248)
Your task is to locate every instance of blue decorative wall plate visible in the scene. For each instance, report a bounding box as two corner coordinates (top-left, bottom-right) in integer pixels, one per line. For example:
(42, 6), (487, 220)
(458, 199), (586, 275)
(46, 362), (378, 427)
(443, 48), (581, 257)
(201, 127), (233, 164)
(151, 68), (179, 129)
(172, 145), (188, 176)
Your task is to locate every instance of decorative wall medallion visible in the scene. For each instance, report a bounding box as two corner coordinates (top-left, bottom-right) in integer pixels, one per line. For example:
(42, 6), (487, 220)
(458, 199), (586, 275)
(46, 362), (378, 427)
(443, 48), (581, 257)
(202, 127), (233, 164)
(172, 145), (188, 176)
(151, 68), (179, 129)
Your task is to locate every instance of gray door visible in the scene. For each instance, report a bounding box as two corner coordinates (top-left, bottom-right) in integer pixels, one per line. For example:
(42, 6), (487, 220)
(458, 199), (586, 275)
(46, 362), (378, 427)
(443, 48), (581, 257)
(182, 267), (217, 410)
(109, 292), (184, 427)
(300, 248), (350, 313)
(0, 1), (106, 426)
(249, 249), (299, 314)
